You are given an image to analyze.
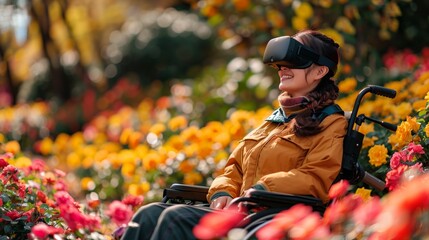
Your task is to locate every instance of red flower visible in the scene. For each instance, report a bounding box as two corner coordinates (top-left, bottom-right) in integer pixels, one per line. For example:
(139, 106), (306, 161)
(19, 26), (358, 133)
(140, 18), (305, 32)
(88, 199), (101, 209)
(37, 190), (48, 203)
(0, 198), (2, 207)
(328, 180), (350, 200)
(6, 210), (21, 220)
(193, 208), (247, 239)
(0, 158), (8, 169)
(106, 200), (134, 226)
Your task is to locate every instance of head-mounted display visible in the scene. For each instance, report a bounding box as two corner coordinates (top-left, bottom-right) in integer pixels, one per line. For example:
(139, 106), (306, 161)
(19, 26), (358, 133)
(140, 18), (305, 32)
(262, 36), (336, 70)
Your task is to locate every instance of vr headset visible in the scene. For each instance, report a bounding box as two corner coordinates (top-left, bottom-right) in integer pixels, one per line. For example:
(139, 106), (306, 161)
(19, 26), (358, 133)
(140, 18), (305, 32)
(262, 36), (336, 70)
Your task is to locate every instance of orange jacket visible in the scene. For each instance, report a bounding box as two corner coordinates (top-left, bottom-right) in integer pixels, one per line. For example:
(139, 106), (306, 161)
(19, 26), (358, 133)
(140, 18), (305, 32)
(207, 110), (347, 203)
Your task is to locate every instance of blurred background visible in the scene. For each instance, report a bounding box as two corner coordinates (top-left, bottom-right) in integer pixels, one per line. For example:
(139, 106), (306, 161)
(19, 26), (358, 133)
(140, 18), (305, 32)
(1, 0), (429, 201)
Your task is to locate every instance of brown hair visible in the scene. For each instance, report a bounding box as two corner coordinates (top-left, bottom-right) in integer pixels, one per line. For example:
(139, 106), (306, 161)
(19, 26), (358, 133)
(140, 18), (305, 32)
(292, 30), (340, 137)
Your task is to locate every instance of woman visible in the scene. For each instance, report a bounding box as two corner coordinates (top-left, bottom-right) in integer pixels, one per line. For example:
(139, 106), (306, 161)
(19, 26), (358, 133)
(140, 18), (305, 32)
(120, 30), (347, 240)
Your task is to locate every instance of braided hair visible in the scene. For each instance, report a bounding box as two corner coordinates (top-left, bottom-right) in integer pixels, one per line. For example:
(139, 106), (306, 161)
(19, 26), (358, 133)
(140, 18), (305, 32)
(291, 30), (341, 137)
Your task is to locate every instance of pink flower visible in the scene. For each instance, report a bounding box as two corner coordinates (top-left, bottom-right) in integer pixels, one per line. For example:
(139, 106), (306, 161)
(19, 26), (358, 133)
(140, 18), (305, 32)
(193, 208), (247, 239)
(385, 165), (407, 191)
(28, 159), (46, 172)
(324, 194), (363, 226)
(0, 165), (18, 183)
(122, 195), (144, 208)
(328, 180), (350, 200)
(256, 204), (316, 240)
(406, 142), (425, 155)
(352, 196), (382, 226)
(54, 191), (75, 206)
(106, 200), (134, 226)
(289, 212), (329, 239)
(389, 151), (405, 169)
(31, 223), (64, 239)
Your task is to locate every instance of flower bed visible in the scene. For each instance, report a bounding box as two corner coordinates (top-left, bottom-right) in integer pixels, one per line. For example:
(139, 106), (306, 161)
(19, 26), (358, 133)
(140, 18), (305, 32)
(1, 49), (429, 238)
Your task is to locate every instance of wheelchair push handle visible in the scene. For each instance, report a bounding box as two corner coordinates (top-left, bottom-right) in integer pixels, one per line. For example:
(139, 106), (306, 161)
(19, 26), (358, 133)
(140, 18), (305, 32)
(363, 171), (386, 192)
(368, 85), (397, 99)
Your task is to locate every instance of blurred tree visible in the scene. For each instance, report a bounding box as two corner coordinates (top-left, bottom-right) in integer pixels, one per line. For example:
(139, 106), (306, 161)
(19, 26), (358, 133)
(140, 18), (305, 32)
(0, 0), (214, 105)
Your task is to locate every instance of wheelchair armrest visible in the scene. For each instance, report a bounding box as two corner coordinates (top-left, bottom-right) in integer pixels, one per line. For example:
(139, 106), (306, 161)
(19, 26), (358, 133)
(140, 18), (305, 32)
(162, 183), (209, 204)
(248, 190), (324, 207)
(231, 190), (326, 214)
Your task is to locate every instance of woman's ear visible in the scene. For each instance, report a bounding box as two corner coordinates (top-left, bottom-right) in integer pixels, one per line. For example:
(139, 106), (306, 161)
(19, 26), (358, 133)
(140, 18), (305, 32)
(315, 66), (329, 79)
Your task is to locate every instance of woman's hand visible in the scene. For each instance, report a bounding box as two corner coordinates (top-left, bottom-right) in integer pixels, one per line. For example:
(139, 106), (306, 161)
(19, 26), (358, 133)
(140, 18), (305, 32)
(210, 196), (233, 210)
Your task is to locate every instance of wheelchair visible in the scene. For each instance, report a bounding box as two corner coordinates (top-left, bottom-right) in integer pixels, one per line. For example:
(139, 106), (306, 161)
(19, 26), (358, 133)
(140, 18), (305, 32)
(161, 85), (397, 239)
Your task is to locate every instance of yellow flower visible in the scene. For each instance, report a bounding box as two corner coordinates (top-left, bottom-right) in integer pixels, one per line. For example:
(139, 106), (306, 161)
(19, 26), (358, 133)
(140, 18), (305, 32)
(320, 28), (344, 46)
(292, 17), (308, 31)
(197, 141), (214, 159)
(149, 123), (166, 135)
(388, 120), (414, 150)
(338, 77), (357, 93)
(294, 2), (313, 19)
(179, 160), (195, 174)
(363, 136), (378, 149)
(121, 162), (136, 178)
(14, 156), (32, 168)
(267, 9), (285, 29)
(81, 177), (95, 191)
(165, 135), (185, 152)
(168, 115), (188, 131)
(425, 124), (429, 138)
(119, 128), (133, 145)
(67, 152), (81, 169)
(406, 116), (420, 133)
(0, 133), (5, 143)
(142, 150), (163, 171)
(393, 102), (412, 121)
(318, 0), (333, 8)
(358, 122), (374, 135)
(335, 17), (356, 35)
(128, 182), (150, 196)
(184, 171), (203, 185)
(232, 0), (250, 11)
(368, 145), (388, 167)
(4, 140), (21, 154)
(355, 187), (372, 201)
(214, 150), (229, 163)
(425, 90), (429, 101)
(412, 99), (427, 111)
(385, 2), (401, 17)
(39, 138), (54, 156)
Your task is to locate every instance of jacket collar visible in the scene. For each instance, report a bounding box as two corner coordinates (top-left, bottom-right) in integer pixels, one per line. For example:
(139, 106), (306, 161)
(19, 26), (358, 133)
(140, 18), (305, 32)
(265, 108), (296, 123)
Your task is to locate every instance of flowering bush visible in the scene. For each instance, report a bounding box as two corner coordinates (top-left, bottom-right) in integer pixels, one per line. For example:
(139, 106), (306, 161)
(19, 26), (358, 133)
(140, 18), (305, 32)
(0, 149), (144, 239)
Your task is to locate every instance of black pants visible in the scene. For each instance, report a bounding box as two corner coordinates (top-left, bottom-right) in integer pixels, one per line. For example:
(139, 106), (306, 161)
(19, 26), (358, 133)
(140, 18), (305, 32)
(121, 202), (213, 240)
